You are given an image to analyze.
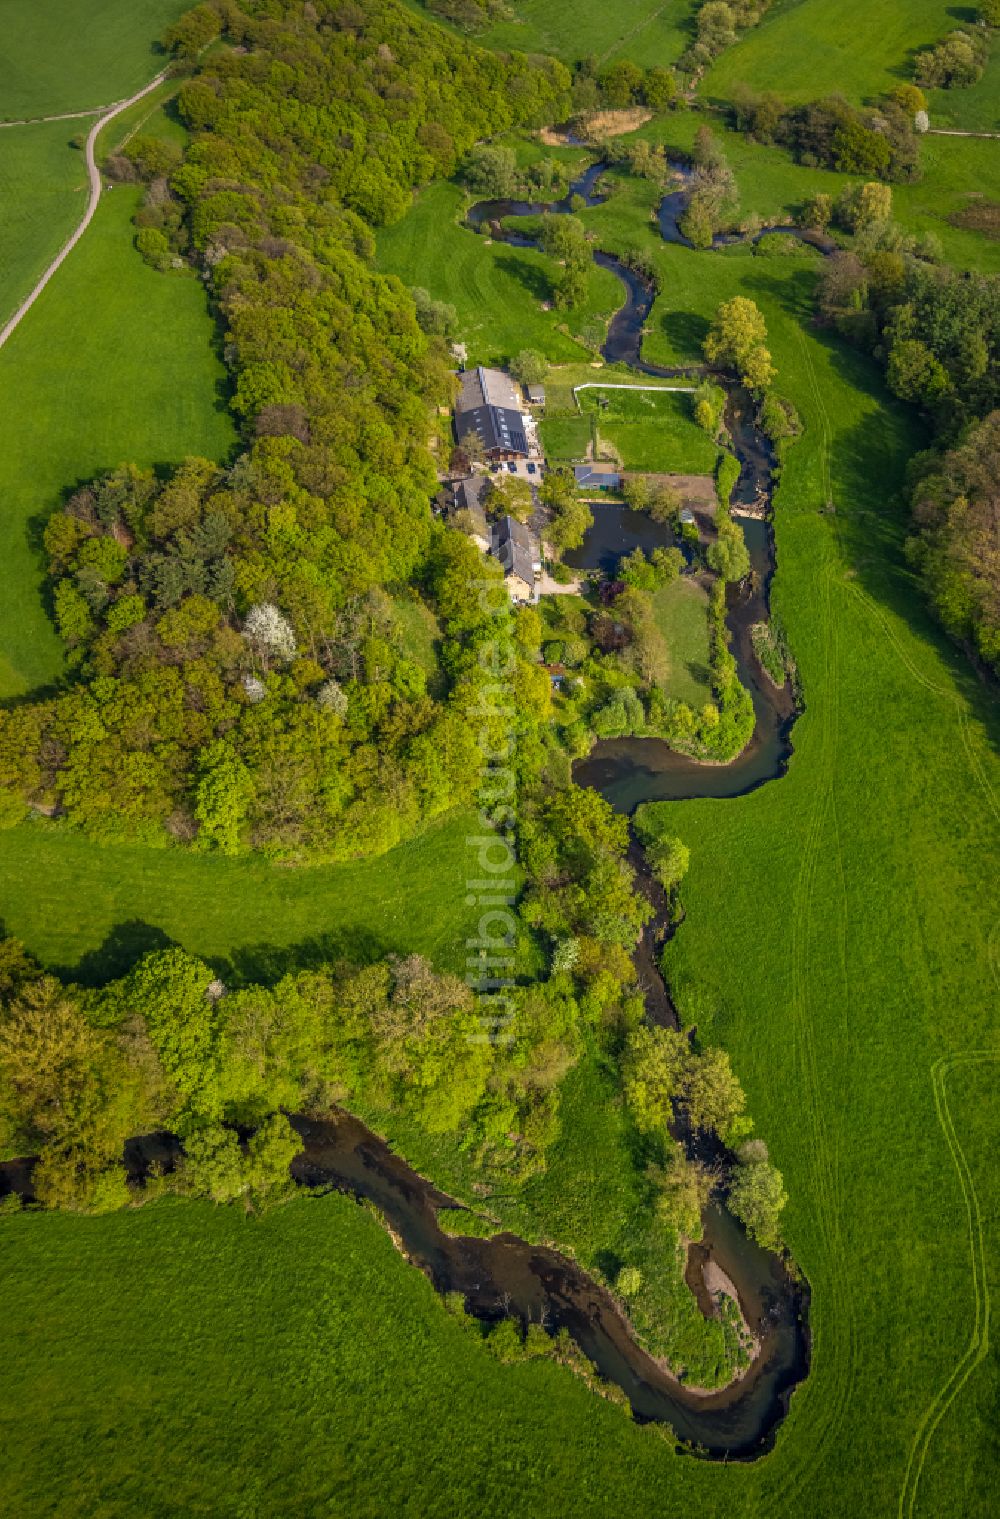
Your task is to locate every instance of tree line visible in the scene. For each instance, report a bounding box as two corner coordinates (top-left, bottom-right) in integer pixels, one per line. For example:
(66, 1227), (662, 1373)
(814, 185), (1000, 672)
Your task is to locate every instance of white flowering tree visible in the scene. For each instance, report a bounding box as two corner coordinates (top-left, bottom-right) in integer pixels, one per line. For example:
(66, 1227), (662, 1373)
(317, 678), (348, 716)
(243, 602), (296, 667)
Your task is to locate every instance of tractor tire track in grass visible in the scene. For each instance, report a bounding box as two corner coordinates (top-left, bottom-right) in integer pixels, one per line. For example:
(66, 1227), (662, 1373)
(898, 1052), (997, 1519)
(782, 581), (857, 1504)
(837, 584), (998, 1518)
(762, 336), (858, 1509)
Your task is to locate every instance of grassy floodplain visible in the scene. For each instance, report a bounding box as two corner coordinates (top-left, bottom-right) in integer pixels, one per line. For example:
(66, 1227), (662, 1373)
(1, 3), (999, 1513)
(376, 180), (623, 366)
(3, 135), (998, 1513)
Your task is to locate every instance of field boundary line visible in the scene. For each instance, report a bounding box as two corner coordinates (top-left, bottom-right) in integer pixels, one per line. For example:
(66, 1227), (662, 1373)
(597, 3), (669, 64)
(898, 1051), (998, 1519)
(0, 70), (166, 352)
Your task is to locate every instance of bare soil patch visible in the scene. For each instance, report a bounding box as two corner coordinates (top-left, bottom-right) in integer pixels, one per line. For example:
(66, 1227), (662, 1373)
(949, 197), (1000, 240)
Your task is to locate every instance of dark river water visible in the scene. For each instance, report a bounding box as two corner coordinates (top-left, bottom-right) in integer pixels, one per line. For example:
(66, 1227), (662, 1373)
(0, 156), (814, 1464)
(462, 154), (812, 1448)
(288, 1112), (807, 1458)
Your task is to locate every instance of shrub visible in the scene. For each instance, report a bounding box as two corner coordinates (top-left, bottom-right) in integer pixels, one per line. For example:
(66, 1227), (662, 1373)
(617, 1265), (643, 1297)
(715, 452), (741, 507)
(758, 393), (801, 441)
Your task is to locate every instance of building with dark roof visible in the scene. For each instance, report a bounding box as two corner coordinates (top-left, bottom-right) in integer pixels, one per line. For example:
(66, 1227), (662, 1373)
(455, 367), (530, 460)
(492, 515), (540, 601)
(574, 465), (622, 492)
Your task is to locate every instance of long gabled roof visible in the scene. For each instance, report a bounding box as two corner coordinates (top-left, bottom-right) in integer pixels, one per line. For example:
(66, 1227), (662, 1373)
(492, 514), (537, 585)
(456, 404), (528, 456)
(457, 366), (521, 414)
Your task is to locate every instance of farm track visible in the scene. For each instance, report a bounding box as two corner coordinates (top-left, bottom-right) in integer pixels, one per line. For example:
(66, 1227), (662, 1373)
(0, 106), (107, 127)
(0, 71), (165, 352)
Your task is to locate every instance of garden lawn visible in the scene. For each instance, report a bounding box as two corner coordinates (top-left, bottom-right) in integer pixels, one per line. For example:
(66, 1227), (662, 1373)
(0, 121), (88, 327)
(375, 181), (623, 368)
(650, 576), (711, 704)
(0, 0), (191, 118)
(580, 385), (719, 472)
(0, 807), (480, 984)
(477, 0), (699, 71)
(704, 0), (959, 107)
(0, 116), (234, 699)
(540, 413), (592, 460)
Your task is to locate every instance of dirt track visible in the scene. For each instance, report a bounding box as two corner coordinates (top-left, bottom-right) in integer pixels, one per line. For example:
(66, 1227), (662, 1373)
(0, 71), (165, 352)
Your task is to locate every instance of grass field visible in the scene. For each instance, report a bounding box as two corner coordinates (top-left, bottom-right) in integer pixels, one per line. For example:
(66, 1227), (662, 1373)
(637, 112), (1000, 275)
(704, 0), (959, 106)
(0, 105), (234, 699)
(0, 808), (480, 984)
(0, 0), (191, 118)
(375, 181), (624, 367)
(650, 575), (712, 703)
(2, 6), (1000, 1516)
(579, 385), (719, 472)
(0, 122), (88, 327)
(540, 412), (593, 459)
(477, 0), (699, 71)
(0, 1193), (668, 1519)
(927, 42), (1000, 132)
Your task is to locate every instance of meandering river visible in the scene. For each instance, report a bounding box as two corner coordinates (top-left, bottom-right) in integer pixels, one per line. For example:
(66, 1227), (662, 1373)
(1, 154), (815, 1462)
(462, 153), (813, 1450)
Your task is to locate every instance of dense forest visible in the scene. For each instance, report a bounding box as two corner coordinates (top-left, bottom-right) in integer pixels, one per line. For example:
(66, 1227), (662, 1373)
(0, 0), (573, 857)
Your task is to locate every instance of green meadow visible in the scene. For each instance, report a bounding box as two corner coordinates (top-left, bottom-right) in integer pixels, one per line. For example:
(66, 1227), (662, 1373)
(0, 105), (234, 699)
(0, 0), (191, 117)
(5, 138), (998, 1514)
(539, 411), (593, 460)
(0, 122), (88, 327)
(650, 576), (712, 704)
(0, 808), (480, 984)
(580, 384), (719, 472)
(705, 0), (959, 106)
(0, 4), (998, 1515)
(376, 180), (623, 367)
(478, 0), (699, 72)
